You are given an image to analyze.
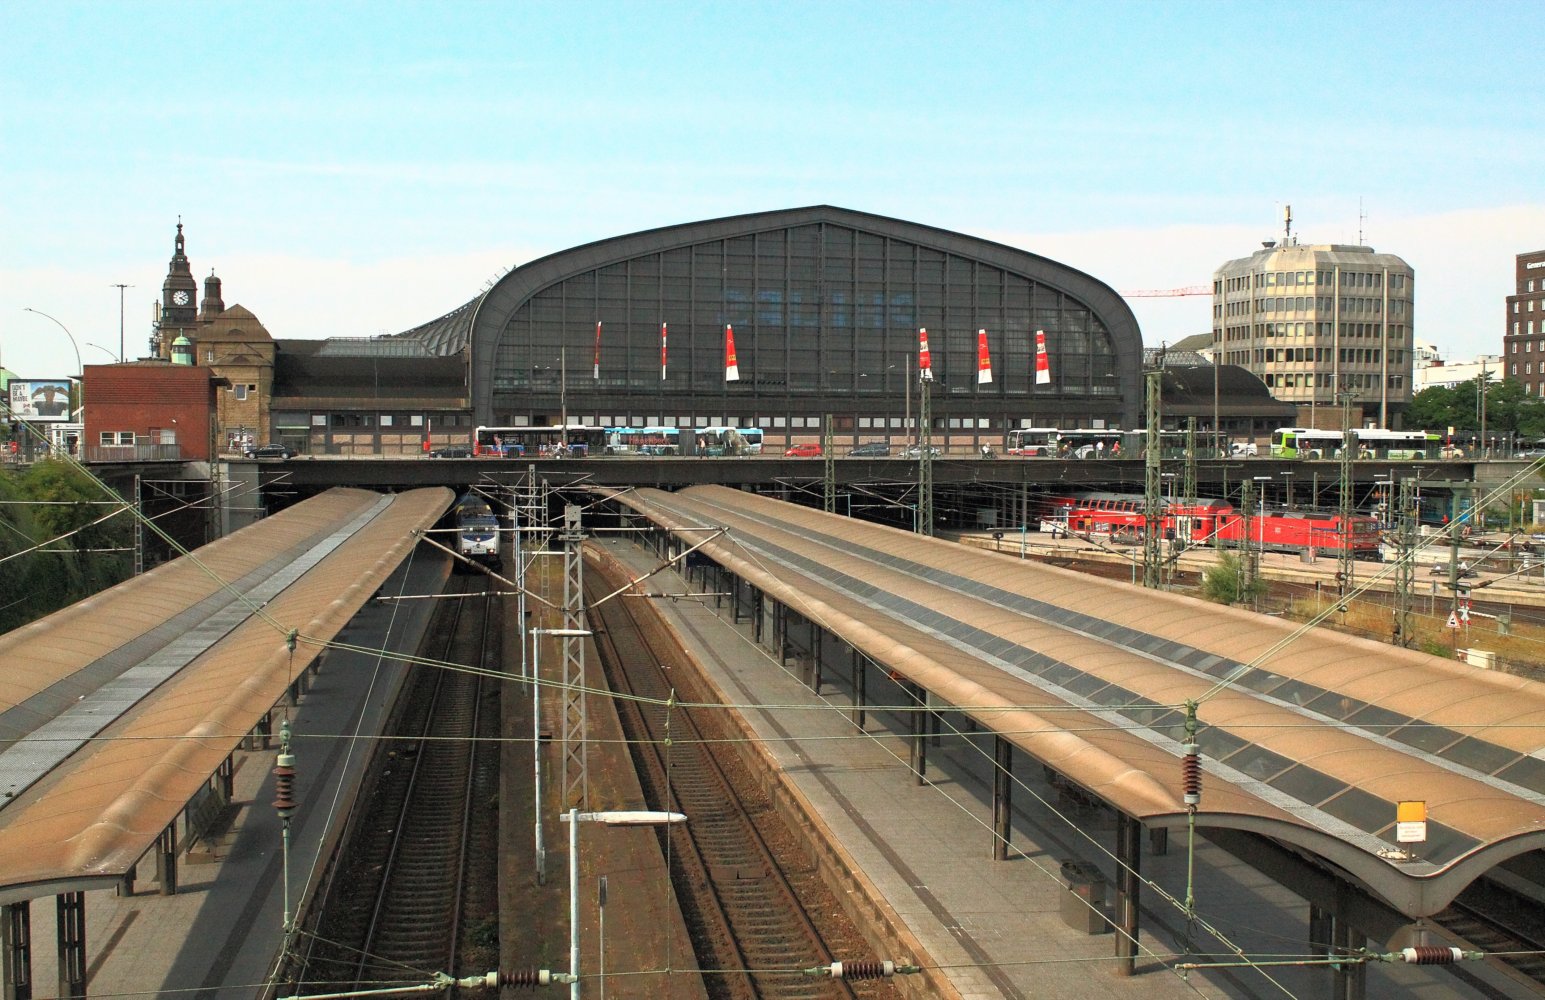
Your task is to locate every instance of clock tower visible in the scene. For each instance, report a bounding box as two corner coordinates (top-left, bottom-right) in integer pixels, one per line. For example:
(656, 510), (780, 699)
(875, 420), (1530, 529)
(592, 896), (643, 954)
(160, 221), (198, 326)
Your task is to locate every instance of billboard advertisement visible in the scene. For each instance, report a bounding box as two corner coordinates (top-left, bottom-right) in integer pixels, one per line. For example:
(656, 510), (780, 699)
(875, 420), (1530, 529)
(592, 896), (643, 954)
(7, 380), (74, 422)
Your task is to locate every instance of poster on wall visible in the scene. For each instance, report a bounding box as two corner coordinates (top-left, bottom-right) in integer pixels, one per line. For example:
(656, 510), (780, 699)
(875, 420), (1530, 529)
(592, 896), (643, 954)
(7, 380), (73, 421)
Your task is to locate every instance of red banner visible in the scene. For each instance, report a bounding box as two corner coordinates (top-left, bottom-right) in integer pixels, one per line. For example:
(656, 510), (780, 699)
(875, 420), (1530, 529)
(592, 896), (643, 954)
(977, 328), (993, 384)
(918, 327), (934, 382)
(725, 324), (740, 382)
(1034, 329), (1051, 385)
(593, 321), (602, 380)
(660, 322), (668, 380)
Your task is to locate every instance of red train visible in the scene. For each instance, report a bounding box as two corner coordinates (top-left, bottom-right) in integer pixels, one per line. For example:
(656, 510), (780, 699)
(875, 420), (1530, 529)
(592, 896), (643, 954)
(1044, 492), (1383, 556)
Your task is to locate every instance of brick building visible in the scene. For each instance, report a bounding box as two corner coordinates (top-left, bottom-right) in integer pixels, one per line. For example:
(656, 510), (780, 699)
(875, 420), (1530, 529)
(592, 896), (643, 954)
(82, 361), (225, 462)
(1503, 250), (1545, 397)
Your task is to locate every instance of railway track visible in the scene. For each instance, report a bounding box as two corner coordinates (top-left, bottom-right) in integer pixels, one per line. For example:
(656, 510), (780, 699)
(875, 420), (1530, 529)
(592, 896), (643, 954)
(294, 576), (500, 990)
(1433, 875), (1545, 992)
(586, 573), (894, 1000)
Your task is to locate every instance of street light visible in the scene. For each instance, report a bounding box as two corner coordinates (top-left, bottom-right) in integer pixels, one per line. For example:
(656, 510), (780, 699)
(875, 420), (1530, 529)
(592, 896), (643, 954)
(85, 343), (119, 363)
(22, 307), (82, 376)
(532, 627), (592, 884)
(561, 809), (687, 1000)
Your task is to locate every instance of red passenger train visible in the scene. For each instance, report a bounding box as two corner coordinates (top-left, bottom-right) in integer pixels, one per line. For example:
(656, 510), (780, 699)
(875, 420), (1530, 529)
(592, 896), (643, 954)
(1044, 492), (1383, 556)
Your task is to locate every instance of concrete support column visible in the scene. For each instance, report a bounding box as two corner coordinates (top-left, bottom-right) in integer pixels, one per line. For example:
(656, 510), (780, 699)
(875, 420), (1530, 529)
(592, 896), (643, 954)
(1332, 916), (1366, 1000)
(753, 591), (764, 644)
(851, 650), (867, 729)
(812, 630), (823, 692)
(219, 756), (234, 801)
(1114, 813), (1141, 976)
(909, 683), (927, 785)
(155, 824), (178, 896)
(992, 736), (1012, 860)
(2, 901), (31, 1000)
(54, 893), (84, 999)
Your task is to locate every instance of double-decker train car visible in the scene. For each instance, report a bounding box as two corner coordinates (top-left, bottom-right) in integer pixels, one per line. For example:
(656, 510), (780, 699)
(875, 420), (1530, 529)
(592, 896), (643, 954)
(453, 492), (502, 570)
(1044, 492), (1382, 556)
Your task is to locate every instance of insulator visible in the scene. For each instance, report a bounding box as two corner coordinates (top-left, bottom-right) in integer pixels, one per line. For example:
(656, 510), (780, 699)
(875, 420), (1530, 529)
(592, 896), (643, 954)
(272, 751), (296, 817)
(829, 960), (894, 980)
(501, 968), (553, 988)
(1181, 742), (1201, 806)
(1400, 945), (1463, 965)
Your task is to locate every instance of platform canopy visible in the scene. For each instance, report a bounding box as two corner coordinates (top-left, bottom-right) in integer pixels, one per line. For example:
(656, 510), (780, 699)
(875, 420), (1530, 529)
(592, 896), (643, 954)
(0, 486), (451, 902)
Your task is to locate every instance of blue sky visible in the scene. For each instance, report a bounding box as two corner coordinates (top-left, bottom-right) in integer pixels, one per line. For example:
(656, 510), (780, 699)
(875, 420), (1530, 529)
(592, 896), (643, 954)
(2, 0), (1540, 378)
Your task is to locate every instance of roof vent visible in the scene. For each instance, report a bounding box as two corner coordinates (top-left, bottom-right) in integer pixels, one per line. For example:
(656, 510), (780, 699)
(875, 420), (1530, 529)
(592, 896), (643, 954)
(1261, 241), (1277, 249)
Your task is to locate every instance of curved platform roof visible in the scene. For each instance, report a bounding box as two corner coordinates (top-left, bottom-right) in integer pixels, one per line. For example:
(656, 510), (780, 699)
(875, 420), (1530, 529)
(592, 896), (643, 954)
(607, 485), (1545, 920)
(0, 487), (451, 902)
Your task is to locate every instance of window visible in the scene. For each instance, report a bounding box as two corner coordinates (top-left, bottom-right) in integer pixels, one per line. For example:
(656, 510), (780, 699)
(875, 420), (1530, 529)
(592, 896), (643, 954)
(234, 384), (248, 401)
(118, 431), (135, 445)
(380, 415), (394, 427)
(311, 414), (327, 427)
(99, 431), (116, 446)
(1512, 363), (1519, 375)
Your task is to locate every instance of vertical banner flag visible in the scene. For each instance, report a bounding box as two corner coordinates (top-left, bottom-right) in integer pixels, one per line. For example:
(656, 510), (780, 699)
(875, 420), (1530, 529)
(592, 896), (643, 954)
(1034, 329), (1052, 385)
(918, 327), (935, 382)
(725, 324), (740, 382)
(593, 321), (602, 380)
(660, 322), (668, 380)
(977, 328), (993, 384)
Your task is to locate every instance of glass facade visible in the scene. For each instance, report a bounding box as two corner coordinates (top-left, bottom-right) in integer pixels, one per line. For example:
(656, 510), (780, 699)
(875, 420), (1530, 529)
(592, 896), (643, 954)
(481, 217), (1133, 436)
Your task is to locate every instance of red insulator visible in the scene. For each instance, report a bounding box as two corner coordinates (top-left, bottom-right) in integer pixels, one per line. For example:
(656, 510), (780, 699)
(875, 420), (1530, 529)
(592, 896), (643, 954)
(831, 960), (894, 980)
(272, 755), (296, 815)
(501, 968), (551, 988)
(1181, 743), (1201, 806)
(1401, 945), (1462, 965)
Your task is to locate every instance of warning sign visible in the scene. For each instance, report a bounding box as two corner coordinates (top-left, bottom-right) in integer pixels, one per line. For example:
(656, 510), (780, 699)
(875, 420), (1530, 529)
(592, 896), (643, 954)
(1396, 800), (1427, 844)
(1446, 612), (1460, 629)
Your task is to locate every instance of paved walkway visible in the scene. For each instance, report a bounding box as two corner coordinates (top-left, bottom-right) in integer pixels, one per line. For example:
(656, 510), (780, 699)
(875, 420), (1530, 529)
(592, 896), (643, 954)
(598, 536), (1530, 1000)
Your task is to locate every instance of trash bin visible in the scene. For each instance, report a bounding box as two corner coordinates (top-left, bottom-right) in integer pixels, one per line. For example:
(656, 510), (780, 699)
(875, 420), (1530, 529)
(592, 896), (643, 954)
(1059, 860), (1108, 934)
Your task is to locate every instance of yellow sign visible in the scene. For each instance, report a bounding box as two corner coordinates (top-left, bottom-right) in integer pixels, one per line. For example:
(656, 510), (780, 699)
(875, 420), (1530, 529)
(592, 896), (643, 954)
(1396, 800), (1427, 844)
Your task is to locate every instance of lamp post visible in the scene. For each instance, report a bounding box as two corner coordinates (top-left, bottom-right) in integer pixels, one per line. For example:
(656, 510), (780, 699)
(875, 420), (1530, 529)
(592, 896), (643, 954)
(22, 307), (82, 376)
(532, 627), (592, 884)
(85, 343), (119, 363)
(561, 810), (688, 1000)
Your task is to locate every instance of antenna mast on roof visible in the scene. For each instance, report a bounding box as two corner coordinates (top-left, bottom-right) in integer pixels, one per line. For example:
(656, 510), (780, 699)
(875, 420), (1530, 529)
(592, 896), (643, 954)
(1358, 197), (1366, 245)
(1284, 204), (1293, 246)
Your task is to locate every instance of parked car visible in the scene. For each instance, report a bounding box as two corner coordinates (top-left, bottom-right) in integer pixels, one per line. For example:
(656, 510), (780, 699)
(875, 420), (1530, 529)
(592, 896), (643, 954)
(847, 441), (892, 457)
(901, 444), (942, 459)
(1230, 441), (1259, 457)
(245, 443), (296, 459)
(429, 446), (473, 458)
(784, 442), (823, 457)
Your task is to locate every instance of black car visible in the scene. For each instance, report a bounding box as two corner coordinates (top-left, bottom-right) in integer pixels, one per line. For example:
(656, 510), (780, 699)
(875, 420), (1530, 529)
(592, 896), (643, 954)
(245, 444), (296, 459)
(847, 441), (892, 457)
(429, 446), (473, 458)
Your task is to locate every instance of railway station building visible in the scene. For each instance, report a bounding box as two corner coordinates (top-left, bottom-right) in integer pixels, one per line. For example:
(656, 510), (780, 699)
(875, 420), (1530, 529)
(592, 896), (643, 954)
(152, 208), (1148, 456)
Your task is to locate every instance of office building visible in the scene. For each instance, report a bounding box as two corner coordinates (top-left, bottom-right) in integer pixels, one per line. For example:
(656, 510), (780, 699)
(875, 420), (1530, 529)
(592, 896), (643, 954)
(1503, 250), (1545, 397)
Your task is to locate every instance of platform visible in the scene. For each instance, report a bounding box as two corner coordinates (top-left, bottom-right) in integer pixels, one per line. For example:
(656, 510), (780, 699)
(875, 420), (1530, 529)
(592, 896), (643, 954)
(597, 535), (1534, 1000)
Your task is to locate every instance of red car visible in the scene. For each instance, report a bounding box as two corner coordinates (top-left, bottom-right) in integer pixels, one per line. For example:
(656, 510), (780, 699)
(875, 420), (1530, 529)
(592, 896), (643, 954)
(784, 442), (823, 457)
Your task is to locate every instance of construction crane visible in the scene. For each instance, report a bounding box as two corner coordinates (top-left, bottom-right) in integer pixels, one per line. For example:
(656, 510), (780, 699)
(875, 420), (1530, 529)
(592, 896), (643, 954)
(1121, 285), (1211, 298)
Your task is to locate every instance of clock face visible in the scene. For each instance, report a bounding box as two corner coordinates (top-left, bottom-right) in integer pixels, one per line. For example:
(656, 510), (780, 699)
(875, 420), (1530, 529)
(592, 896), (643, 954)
(173, 290), (190, 305)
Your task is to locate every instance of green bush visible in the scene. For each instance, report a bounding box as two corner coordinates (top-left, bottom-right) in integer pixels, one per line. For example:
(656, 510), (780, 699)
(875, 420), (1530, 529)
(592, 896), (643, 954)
(1201, 552), (1266, 605)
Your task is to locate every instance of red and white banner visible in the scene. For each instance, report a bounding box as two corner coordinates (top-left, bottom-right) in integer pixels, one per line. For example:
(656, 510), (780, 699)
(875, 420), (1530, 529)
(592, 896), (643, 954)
(593, 321), (602, 380)
(725, 324), (740, 382)
(660, 322), (668, 381)
(1034, 329), (1051, 385)
(977, 328), (993, 385)
(918, 327), (935, 382)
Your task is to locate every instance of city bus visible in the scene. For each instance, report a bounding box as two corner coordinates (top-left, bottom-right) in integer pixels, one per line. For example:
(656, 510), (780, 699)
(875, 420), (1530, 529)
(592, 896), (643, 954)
(604, 426), (681, 455)
(1270, 427), (1439, 460)
(1054, 428), (1144, 459)
(696, 425), (764, 455)
(473, 425), (606, 457)
(1003, 427), (1059, 457)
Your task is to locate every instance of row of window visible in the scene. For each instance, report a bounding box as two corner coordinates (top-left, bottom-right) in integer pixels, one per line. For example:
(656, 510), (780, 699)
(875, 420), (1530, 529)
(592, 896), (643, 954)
(1512, 297), (1540, 313)
(1220, 270), (1407, 292)
(1510, 338), (1544, 353)
(1262, 373), (1403, 391)
(1511, 321), (1544, 336)
(97, 430), (176, 446)
(309, 412), (474, 429)
(1219, 322), (1409, 341)
(1256, 348), (1406, 365)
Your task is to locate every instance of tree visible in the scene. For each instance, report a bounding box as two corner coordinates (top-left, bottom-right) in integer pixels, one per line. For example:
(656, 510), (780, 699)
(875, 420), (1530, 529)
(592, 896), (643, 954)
(1406, 376), (1545, 444)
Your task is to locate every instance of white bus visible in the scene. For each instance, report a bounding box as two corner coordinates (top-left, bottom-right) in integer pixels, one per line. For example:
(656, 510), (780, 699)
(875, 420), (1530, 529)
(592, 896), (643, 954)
(696, 426), (764, 455)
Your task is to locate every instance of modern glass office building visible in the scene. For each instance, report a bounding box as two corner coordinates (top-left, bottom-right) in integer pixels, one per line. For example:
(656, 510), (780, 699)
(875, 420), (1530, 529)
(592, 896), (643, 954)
(393, 206), (1144, 448)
